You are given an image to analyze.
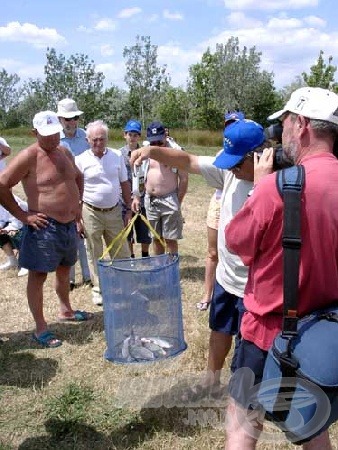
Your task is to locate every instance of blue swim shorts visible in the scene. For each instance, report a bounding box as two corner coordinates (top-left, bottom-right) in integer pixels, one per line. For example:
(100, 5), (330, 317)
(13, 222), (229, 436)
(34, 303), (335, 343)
(209, 280), (245, 335)
(19, 218), (77, 272)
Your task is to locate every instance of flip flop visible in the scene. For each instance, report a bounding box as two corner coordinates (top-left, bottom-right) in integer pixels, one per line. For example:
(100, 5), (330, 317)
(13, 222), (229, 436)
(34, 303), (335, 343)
(32, 331), (62, 348)
(196, 301), (210, 311)
(58, 310), (94, 322)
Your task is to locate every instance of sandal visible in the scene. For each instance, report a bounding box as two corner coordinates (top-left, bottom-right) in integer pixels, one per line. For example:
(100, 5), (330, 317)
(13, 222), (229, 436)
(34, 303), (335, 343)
(196, 301), (210, 311)
(32, 330), (62, 348)
(58, 310), (94, 322)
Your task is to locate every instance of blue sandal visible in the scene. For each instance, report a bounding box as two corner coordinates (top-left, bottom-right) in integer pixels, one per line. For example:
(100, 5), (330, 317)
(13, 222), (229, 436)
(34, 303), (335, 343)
(32, 331), (62, 348)
(58, 310), (94, 322)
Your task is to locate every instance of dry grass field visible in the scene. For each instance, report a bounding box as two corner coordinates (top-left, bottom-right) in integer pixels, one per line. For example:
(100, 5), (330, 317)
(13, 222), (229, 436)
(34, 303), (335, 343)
(0, 136), (337, 449)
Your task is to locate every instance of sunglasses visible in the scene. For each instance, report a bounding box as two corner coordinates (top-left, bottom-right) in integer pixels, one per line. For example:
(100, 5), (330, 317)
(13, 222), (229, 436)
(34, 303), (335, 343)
(64, 116), (80, 122)
(150, 140), (165, 146)
(229, 152), (254, 170)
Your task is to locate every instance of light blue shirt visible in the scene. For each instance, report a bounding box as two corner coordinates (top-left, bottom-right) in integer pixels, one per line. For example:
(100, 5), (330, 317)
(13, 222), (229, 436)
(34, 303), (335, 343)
(60, 127), (88, 157)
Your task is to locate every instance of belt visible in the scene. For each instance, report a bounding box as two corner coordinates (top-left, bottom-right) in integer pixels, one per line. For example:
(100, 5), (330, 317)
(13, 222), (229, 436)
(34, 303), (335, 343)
(83, 202), (118, 212)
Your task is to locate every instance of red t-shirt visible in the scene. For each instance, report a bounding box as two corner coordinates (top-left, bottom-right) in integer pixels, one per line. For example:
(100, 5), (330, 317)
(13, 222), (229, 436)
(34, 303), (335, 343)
(225, 152), (338, 350)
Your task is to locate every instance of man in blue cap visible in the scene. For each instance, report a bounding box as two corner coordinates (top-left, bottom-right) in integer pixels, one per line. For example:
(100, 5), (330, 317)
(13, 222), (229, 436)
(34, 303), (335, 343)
(119, 120), (151, 258)
(130, 118), (270, 395)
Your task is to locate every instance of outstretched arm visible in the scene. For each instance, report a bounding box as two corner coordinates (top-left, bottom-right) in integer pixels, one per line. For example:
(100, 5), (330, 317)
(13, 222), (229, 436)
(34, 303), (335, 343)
(130, 146), (201, 175)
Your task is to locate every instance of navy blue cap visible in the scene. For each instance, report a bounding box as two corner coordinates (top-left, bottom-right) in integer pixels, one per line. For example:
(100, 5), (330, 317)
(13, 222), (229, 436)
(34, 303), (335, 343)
(146, 121), (165, 142)
(224, 110), (245, 123)
(124, 120), (141, 133)
(214, 119), (265, 170)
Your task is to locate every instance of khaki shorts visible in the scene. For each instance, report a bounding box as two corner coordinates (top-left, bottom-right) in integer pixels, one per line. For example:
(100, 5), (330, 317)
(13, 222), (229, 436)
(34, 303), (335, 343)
(145, 192), (183, 240)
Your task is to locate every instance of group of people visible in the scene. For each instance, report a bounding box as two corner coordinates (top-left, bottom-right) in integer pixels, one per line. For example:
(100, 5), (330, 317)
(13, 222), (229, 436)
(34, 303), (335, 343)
(1, 86), (338, 447)
(130, 87), (338, 449)
(0, 99), (188, 346)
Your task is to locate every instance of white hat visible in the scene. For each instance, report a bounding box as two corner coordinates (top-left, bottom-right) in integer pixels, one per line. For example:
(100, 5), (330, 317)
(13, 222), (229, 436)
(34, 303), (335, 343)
(268, 87), (338, 125)
(33, 111), (63, 136)
(56, 98), (83, 118)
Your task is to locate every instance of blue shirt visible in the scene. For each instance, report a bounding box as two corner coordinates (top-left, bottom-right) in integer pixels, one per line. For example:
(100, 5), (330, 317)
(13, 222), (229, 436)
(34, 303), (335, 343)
(60, 127), (88, 157)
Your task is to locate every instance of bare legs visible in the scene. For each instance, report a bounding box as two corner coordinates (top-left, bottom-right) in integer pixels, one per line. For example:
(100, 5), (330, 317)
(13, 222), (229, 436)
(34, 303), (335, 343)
(27, 265), (76, 338)
(201, 226), (218, 304)
(153, 238), (177, 255)
(204, 331), (233, 386)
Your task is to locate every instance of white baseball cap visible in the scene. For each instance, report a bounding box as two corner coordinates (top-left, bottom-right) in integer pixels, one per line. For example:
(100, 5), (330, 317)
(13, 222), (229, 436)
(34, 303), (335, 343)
(268, 87), (338, 125)
(33, 111), (63, 136)
(57, 98), (83, 118)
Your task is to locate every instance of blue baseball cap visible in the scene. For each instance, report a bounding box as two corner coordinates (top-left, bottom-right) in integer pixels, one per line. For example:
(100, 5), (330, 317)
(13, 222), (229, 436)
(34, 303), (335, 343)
(146, 121), (166, 142)
(124, 120), (141, 133)
(224, 110), (245, 123)
(213, 119), (265, 170)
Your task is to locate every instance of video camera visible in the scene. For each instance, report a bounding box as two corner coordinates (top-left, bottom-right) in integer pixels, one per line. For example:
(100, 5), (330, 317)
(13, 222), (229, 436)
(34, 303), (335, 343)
(264, 123), (293, 171)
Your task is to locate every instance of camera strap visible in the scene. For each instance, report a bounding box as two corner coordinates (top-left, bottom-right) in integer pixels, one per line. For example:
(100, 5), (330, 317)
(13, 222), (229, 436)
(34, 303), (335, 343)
(276, 165), (305, 338)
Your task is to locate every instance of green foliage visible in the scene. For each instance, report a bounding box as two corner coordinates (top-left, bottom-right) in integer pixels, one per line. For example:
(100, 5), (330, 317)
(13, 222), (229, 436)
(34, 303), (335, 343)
(302, 50), (338, 91)
(45, 383), (94, 438)
(123, 35), (170, 127)
(152, 86), (190, 128)
(0, 69), (21, 128)
(43, 47), (105, 123)
(187, 37), (277, 127)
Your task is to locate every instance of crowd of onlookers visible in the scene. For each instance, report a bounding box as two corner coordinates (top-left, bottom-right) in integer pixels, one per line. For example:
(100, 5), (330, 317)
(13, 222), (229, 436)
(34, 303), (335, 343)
(2, 87), (338, 448)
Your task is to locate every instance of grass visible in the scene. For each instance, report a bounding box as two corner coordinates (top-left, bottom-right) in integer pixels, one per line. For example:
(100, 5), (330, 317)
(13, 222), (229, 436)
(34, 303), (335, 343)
(0, 135), (337, 449)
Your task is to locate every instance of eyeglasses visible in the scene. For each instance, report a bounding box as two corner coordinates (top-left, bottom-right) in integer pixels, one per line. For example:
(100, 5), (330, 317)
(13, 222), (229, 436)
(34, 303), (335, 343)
(229, 152), (254, 170)
(150, 140), (165, 146)
(64, 116), (80, 122)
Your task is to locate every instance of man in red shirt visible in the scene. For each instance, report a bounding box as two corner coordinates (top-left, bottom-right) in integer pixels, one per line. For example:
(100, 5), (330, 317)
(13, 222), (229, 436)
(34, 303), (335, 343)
(225, 87), (338, 449)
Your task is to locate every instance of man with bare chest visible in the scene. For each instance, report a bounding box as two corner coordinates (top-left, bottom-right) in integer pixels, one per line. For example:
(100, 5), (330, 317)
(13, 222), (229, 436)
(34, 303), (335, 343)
(133, 121), (188, 255)
(0, 111), (93, 348)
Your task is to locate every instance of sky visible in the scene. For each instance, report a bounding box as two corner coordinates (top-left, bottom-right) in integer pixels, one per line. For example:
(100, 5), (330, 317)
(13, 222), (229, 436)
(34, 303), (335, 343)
(1, 0), (338, 92)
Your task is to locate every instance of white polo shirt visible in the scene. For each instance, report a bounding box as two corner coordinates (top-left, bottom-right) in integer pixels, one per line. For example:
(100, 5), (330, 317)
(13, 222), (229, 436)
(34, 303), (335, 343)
(75, 148), (128, 208)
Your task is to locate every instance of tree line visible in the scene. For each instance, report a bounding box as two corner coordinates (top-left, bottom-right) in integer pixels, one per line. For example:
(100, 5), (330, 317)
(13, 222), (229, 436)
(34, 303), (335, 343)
(0, 36), (337, 131)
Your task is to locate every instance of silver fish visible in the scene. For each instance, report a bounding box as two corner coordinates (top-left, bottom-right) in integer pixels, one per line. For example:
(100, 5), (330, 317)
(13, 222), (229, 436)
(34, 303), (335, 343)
(141, 338), (167, 356)
(129, 343), (155, 361)
(146, 337), (173, 349)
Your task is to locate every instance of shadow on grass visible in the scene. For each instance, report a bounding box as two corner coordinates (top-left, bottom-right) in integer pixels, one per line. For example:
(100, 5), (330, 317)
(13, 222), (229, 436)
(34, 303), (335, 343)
(18, 419), (110, 450)
(180, 265), (205, 282)
(16, 378), (224, 450)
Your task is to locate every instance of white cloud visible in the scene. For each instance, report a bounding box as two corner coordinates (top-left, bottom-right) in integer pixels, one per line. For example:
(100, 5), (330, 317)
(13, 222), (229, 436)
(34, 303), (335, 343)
(117, 7), (142, 19)
(100, 44), (114, 57)
(0, 22), (66, 48)
(163, 9), (183, 20)
(267, 17), (303, 29)
(97, 61), (126, 88)
(94, 18), (117, 31)
(227, 12), (262, 28)
(223, 0), (318, 10)
(76, 25), (92, 33)
(304, 15), (326, 27)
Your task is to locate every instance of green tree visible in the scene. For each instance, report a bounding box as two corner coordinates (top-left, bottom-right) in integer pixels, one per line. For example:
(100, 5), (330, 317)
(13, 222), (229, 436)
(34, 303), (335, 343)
(0, 69), (21, 128)
(187, 37), (276, 128)
(302, 50), (338, 91)
(152, 86), (190, 128)
(100, 85), (132, 129)
(123, 35), (170, 127)
(43, 47), (105, 122)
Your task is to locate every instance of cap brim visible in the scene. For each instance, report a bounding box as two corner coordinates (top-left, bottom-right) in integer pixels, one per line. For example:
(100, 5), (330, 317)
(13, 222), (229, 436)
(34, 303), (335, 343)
(148, 134), (165, 143)
(213, 152), (243, 170)
(36, 124), (63, 136)
(57, 110), (83, 118)
(268, 109), (286, 121)
(124, 128), (141, 133)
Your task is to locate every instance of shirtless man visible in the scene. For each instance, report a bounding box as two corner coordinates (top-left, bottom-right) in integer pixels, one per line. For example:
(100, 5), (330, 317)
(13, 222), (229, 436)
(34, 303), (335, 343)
(133, 121), (188, 255)
(0, 111), (92, 348)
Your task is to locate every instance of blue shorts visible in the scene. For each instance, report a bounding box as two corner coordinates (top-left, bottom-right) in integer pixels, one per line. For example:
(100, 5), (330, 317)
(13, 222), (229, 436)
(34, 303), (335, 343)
(229, 339), (338, 444)
(19, 218), (77, 272)
(209, 280), (245, 334)
(122, 207), (152, 244)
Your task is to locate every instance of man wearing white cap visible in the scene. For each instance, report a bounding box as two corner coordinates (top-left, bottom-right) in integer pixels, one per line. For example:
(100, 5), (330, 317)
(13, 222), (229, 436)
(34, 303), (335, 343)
(224, 87), (338, 448)
(57, 98), (92, 290)
(0, 111), (93, 348)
